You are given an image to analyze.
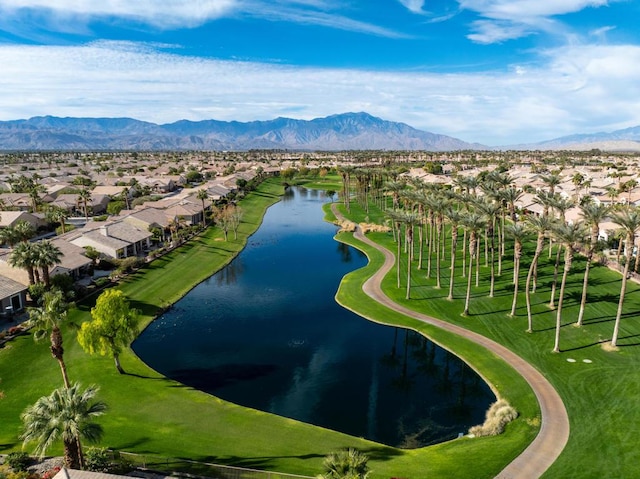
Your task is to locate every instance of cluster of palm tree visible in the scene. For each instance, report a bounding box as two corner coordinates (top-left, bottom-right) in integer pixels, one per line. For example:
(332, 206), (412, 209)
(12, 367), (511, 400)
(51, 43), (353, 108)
(375, 167), (640, 352)
(20, 289), (107, 469)
(8, 237), (62, 288)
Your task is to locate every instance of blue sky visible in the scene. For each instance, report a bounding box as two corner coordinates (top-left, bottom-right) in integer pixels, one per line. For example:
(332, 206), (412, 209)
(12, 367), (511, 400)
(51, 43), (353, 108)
(0, 1), (639, 145)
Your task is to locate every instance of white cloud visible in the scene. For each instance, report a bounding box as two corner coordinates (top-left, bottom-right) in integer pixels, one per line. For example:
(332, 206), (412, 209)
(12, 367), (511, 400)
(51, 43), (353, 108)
(0, 41), (639, 145)
(0, 0), (406, 37)
(398, 0), (425, 14)
(459, 0), (611, 43)
(0, 0), (239, 28)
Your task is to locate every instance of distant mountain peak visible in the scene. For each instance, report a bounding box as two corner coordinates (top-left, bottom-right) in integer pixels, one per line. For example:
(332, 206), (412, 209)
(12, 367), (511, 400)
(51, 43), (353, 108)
(0, 112), (486, 151)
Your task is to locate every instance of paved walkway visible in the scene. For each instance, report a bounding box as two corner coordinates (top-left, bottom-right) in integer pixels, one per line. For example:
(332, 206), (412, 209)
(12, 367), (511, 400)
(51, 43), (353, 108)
(332, 205), (570, 479)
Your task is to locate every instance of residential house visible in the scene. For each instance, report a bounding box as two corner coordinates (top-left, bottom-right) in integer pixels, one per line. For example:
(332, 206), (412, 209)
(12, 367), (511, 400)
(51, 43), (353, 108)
(48, 237), (93, 280)
(0, 211), (46, 230)
(0, 193), (32, 211)
(69, 221), (152, 259)
(122, 207), (171, 241)
(0, 274), (28, 316)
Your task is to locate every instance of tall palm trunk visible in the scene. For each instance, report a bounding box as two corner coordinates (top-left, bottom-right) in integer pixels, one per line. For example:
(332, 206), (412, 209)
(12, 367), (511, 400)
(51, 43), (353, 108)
(51, 327), (71, 388)
(426, 215), (434, 278)
(448, 224), (458, 300)
(463, 232), (476, 316)
(406, 224), (413, 300)
(396, 221), (402, 289)
(461, 229), (467, 277)
(488, 219), (496, 297)
(549, 244), (563, 309)
(612, 235), (633, 347)
(435, 219), (442, 288)
(526, 233), (545, 332)
(510, 240), (522, 316)
(553, 248), (573, 352)
(417, 220), (424, 270)
(577, 226), (598, 326)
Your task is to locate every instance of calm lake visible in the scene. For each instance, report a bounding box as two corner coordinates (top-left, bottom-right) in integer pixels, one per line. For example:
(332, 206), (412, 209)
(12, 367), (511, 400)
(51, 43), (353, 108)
(133, 186), (494, 448)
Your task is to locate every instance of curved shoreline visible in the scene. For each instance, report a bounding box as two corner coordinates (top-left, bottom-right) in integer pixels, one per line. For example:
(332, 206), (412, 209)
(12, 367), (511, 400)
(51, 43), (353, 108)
(331, 204), (569, 479)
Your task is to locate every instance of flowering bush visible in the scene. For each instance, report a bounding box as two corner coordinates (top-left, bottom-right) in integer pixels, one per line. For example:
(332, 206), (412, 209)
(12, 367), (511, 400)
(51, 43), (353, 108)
(41, 466), (60, 479)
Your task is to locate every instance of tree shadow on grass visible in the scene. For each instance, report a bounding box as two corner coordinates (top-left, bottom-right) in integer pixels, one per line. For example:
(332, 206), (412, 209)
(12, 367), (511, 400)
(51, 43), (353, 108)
(613, 332), (640, 347)
(560, 339), (610, 352)
(128, 299), (164, 318)
(112, 437), (152, 451)
(188, 445), (402, 471)
(0, 442), (18, 452)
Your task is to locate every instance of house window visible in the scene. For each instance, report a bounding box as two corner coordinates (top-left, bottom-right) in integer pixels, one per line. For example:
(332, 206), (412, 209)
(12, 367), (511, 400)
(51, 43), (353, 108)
(10, 294), (22, 312)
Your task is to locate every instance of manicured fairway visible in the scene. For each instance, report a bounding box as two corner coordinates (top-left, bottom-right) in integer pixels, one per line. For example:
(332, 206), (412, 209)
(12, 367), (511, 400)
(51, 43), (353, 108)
(331, 198), (640, 479)
(3, 176), (638, 478)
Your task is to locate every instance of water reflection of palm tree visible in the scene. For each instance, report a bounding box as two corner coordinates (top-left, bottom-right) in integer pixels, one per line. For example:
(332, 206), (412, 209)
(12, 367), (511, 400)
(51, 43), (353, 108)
(391, 329), (415, 392)
(336, 242), (352, 263)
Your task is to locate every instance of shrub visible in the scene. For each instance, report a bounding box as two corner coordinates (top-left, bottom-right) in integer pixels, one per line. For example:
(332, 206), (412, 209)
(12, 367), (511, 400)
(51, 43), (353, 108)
(6, 472), (39, 479)
(84, 448), (111, 472)
(28, 283), (47, 305)
(7, 327), (23, 336)
(94, 277), (111, 288)
(6, 452), (30, 472)
(50, 274), (74, 295)
(41, 467), (60, 479)
(469, 399), (518, 437)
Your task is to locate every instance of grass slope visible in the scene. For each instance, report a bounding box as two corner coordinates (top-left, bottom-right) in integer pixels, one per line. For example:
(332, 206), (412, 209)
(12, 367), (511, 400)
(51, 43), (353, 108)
(332, 198), (640, 479)
(3, 175), (636, 478)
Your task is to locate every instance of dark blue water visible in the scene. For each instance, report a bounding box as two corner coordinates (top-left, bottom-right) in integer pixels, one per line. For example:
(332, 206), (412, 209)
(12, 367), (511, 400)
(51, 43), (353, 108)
(133, 187), (494, 448)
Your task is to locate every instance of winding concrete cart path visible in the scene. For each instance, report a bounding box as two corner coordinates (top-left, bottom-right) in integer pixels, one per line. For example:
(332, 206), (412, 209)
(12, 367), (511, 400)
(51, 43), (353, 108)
(334, 207), (569, 479)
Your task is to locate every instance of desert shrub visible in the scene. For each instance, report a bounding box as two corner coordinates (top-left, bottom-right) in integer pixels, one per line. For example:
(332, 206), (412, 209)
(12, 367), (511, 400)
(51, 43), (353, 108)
(84, 448), (111, 472)
(6, 452), (30, 472)
(469, 399), (518, 437)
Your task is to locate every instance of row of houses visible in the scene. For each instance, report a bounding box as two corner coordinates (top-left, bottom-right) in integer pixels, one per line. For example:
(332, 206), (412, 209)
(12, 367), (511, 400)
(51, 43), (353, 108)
(0, 175), (249, 317)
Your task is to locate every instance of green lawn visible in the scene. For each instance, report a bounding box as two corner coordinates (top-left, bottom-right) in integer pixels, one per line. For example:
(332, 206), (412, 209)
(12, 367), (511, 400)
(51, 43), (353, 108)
(332, 200), (640, 479)
(1, 179), (637, 478)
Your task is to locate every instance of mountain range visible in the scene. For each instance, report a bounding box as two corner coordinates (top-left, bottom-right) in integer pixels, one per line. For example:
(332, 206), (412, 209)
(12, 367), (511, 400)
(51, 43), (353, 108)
(0, 112), (639, 152)
(0, 112), (485, 152)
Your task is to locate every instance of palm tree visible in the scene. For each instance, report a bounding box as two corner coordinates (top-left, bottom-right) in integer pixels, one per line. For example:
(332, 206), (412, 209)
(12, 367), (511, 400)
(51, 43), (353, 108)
(461, 212), (486, 316)
(33, 240), (63, 288)
(28, 290), (72, 388)
(577, 202), (610, 326)
(21, 383), (107, 469)
(476, 197), (500, 297)
(77, 188), (92, 221)
(432, 196), (447, 289)
(507, 223), (528, 317)
(0, 225), (21, 247)
(540, 171), (563, 196)
(387, 210), (404, 289)
(338, 165), (355, 212)
(9, 241), (38, 285)
(572, 172), (585, 200)
(552, 221), (586, 352)
(610, 207), (640, 347)
(14, 220), (36, 243)
(445, 206), (462, 301)
(196, 189), (209, 227)
(46, 206), (70, 234)
(318, 448), (370, 479)
(524, 215), (552, 332)
(547, 196), (575, 309)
